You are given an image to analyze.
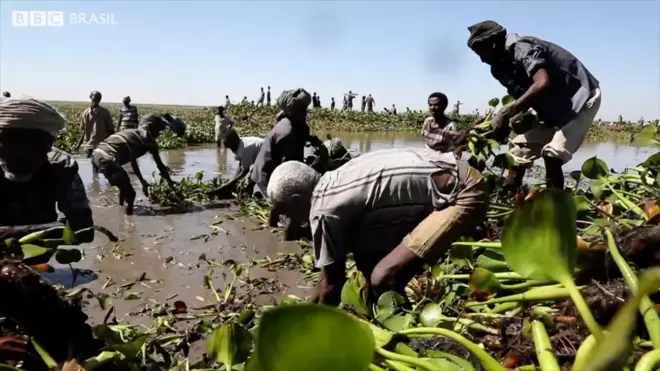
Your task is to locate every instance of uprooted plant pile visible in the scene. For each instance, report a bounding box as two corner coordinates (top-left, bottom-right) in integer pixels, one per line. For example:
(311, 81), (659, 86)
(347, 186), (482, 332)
(3, 98), (660, 371)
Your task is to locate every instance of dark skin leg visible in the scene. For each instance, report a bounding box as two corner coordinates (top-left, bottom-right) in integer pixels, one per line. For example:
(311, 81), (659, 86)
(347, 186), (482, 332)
(124, 187), (136, 215)
(109, 169), (136, 215)
(544, 156), (564, 189)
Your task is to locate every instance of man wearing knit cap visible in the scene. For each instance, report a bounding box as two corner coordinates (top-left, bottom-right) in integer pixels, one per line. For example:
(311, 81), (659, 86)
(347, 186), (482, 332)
(0, 98), (94, 243)
(248, 88), (323, 201)
(467, 21), (601, 192)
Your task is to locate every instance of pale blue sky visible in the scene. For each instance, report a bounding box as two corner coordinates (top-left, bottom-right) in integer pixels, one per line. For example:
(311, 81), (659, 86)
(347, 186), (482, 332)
(1, 0), (658, 121)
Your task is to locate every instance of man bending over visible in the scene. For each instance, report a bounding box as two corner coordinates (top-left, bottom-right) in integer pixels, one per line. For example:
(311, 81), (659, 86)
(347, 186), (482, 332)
(265, 148), (488, 304)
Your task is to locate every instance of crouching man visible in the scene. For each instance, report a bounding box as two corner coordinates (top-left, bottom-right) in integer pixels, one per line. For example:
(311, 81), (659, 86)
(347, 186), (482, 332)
(266, 148), (488, 305)
(91, 115), (177, 215)
(467, 20), (601, 192)
(208, 128), (264, 199)
(0, 98), (94, 243)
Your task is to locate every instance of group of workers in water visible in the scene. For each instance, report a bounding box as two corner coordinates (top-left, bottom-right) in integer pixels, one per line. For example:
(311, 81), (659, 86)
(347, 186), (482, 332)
(0, 20), (601, 305)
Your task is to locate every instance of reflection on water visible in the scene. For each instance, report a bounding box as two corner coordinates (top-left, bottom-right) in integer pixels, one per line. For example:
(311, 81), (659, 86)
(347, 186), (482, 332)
(163, 149), (186, 174)
(42, 266), (98, 289)
(75, 131), (657, 189)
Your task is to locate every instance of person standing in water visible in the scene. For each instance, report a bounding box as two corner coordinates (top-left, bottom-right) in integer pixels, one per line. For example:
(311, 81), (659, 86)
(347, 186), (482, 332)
(421, 92), (462, 153)
(76, 91), (114, 171)
(366, 94), (375, 112)
(214, 106), (236, 148)
(248, 88), (322, 197)
(116, 96), (139, 131)
(92, 115), (177, 215)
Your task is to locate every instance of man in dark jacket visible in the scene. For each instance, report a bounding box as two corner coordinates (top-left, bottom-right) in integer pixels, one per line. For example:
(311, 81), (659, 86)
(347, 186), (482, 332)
(468, 21), (601, 192)
(248, 88), (322, 198)
(0, 98), (94, 243)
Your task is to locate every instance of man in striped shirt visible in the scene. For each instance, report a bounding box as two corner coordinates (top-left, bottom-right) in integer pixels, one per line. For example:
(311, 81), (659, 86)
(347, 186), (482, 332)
(116, 96), (139, 131)
(91, 115), (176, 215)
(266, 148), (488, 304)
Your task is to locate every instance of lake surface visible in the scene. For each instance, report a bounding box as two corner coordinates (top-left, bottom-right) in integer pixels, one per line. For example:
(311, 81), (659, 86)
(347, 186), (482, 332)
(77, 131), (658, 186)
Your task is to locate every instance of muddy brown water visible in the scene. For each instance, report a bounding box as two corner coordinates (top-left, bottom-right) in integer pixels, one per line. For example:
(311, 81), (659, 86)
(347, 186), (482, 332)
(46, 131), (657, 327)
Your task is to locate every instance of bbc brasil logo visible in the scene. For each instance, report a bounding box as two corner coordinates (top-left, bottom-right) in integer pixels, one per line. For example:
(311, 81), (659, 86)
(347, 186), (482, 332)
(11, 11), (118, 27)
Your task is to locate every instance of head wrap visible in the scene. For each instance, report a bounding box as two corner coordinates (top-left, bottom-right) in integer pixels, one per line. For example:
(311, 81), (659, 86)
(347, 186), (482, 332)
(123, 96), (131, 103)
(277, 88), (312, 117)
(467, 20), (507, 49)
(148, 114), (186, 136)
(140, 114), (168, 130)
(0, 98), (66, 137)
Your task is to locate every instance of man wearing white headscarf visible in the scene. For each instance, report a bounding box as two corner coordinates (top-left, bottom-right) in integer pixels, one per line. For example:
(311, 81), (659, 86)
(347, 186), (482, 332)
(247, 88), (323, 197)
(0, 98), (94, 243)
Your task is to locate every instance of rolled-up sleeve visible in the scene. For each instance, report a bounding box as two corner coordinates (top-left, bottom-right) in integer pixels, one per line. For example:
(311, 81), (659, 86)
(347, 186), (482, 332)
(311, 213), (348, 268)
(514, 41), (548, 78)
(57, 173), (94, 241)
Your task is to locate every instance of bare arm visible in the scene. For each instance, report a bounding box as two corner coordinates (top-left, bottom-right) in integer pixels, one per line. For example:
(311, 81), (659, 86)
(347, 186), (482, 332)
(130, 159), (148, 187)
(512, 68), (550, 114)
(151, 148), (175, 187)
(508, 43), (551, 117)
(308, 214), (350, 304)
(370, 244), (425, 298)
(224, 165), (249, 189)
(312, 263), (347, 306)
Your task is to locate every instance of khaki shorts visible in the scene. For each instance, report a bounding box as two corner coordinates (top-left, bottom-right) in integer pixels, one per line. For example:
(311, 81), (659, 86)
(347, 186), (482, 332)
(509, 89), (602, 167)
(401, 165), (489, 264)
